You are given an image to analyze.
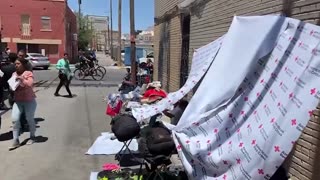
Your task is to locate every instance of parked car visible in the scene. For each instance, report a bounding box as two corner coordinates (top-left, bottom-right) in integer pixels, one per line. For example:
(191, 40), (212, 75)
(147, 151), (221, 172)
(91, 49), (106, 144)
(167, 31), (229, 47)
(25, 53), (50, 70)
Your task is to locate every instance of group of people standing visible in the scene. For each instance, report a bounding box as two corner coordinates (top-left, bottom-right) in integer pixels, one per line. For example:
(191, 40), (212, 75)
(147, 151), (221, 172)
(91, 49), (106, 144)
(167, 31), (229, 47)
(0, 49), (73, 150)
(0, 50), (37, 150)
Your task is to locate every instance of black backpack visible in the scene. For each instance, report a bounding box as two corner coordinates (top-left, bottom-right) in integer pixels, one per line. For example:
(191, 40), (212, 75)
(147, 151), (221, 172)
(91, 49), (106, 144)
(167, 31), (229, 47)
(140, 122), (175, 156)
(111, 114), (140, 142)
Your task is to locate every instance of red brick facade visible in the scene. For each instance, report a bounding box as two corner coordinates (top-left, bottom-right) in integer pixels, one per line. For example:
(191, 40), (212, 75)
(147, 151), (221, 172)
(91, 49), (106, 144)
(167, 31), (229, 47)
(0, 0), (77, 63)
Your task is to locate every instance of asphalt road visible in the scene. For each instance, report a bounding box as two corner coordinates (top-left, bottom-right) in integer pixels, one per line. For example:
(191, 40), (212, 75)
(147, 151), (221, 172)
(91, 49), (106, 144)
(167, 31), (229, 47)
(0, 54), (126, 180)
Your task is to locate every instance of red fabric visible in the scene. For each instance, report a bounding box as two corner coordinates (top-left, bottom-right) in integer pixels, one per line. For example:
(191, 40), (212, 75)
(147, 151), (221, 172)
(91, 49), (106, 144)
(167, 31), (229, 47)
(145, 76), (150, 84)
(106, 100), (123, 117)
(143, 89), (167, 99)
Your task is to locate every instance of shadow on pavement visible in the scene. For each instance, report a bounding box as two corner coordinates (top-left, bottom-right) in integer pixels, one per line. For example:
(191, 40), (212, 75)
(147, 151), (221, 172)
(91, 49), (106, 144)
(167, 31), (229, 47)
(20, 117), (45, 134)
(0, 131), (13, 141)
(117, 154), (144, 167)
(20, 136), (49, 146)
(35, 117), (45, 123)
(61, 94), (78, 98)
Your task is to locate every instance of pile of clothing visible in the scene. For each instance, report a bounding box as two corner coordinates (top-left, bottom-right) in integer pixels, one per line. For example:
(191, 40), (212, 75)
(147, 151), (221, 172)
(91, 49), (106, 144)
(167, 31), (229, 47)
(106, 81), (167, 117)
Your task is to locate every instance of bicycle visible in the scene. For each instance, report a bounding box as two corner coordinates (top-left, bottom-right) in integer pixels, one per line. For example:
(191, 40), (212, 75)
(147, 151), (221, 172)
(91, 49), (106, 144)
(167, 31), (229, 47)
(73, 63), (104, 81)
(94, 59), (107, 75)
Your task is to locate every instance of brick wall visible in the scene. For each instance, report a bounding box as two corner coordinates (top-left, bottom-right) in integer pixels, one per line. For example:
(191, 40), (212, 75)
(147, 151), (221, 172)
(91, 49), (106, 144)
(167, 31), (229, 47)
(154, 0), (182, 92)
(187, 0), (320, 179)
(168, 16), (182, 92)
(155, 0), (179, 17)
(284, 105), (320, 180)
(153, 17), (182, 92)
(153, 24), (161, 81)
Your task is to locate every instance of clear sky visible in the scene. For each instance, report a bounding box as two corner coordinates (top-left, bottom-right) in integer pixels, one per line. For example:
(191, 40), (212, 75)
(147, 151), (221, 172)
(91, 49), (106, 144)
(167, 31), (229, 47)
(68, 0), (155, 33)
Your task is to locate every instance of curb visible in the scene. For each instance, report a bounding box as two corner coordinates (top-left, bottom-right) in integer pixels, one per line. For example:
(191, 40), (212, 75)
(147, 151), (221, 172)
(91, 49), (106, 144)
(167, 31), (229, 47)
(50, 64), (125, 70)
(50, 64), (75, 68)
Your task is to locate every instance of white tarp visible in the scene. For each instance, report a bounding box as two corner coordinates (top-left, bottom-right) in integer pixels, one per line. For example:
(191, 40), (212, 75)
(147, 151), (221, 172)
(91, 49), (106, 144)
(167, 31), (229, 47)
(86, 132), (138, 155)
(90, 172), (98, 180)
(172, 15), (320, 180)
(132, 36), (223, 122)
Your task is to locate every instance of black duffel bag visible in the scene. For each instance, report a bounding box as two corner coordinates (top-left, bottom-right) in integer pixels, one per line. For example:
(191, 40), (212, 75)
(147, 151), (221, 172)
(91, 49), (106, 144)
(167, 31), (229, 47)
(145, 122), (175, 156)
(111, 114), (140, 142)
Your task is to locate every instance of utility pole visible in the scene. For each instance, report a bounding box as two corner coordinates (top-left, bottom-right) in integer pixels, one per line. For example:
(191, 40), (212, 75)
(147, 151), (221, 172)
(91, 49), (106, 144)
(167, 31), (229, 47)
(130, 0), (136, 84)
(107, 18), (111, 54)
(78, 0), (81, 30)
(117, 0), (122, 66)
(104, 30), (107, 53)
(110, 0), (113, 59)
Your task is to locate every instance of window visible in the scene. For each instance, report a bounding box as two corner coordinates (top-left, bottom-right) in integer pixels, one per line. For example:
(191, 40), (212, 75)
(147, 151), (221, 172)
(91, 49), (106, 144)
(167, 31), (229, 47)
(41, 16), (51, 30)
(21, 15), (31, 36)
(21, 14), (30, 24)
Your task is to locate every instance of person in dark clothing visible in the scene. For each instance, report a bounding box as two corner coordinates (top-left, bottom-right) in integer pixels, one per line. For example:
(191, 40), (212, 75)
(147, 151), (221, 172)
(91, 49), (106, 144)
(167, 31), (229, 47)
(54, 53), (73, 98)
(118, 68), (136, 94)
(79, 51), (91, 69)
(0, 71), (5, 110)
(3, 53), (18, 82)
(163, 99), (189, 125)
(146, 59), (153, 75)
(17, 50), (33, 71)
(124, 68), (131, 81)
(1, 53), (17, 107)
(0, 53), (17, 109)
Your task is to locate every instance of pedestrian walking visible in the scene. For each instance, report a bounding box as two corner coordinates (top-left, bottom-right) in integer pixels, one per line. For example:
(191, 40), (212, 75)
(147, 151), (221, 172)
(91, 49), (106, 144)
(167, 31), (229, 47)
(54, 53), (73, 98)
(17, 50), (33, 71)
(17, 50), (32, 131)
(10, 58), (37, 150)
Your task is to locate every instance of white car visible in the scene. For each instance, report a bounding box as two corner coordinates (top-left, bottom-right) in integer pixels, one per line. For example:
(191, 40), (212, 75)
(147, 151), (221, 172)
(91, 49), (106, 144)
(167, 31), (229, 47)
(25, 53), (51, 70)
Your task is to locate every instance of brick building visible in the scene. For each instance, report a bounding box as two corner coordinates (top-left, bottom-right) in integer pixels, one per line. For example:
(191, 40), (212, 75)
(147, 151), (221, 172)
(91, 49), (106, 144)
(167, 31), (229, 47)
(0, 0), (78, 63)
(154, 0), (320, 179)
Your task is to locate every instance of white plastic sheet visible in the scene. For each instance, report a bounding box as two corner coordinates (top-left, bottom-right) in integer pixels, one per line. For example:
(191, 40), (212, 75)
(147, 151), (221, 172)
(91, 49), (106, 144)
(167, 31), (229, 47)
(86, 132), (138, 155)
(172, 15), (320, 179)
(89, 172), (98, 180)
(132, 36), (223, 122)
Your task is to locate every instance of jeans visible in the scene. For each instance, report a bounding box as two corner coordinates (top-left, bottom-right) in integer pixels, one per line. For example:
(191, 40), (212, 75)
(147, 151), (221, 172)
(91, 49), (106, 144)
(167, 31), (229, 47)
(12, 99), (37, 140)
